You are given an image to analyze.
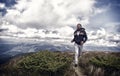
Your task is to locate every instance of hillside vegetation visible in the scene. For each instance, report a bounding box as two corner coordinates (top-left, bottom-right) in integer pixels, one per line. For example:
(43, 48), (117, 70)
(0, 51), (74, 76)
(0, 51), (120, 76)
(79, 52), (120, 76)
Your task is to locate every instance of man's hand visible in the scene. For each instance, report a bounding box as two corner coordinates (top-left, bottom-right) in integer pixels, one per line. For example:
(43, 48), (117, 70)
(80, 41), (84, 45)
(71, 40), (74, 43)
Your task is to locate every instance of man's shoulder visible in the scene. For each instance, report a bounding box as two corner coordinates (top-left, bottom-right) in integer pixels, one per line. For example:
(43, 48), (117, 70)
(80, 28), (85, 31)
(81, 28), (85, 30)
(74, 28), (86, 32)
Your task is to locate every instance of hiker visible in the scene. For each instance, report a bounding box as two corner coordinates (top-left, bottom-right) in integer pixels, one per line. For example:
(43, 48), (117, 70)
(71, 23), (88, 67)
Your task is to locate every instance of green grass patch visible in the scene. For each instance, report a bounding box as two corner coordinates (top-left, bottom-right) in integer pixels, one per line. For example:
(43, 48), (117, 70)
(1, 51), (73, 76)
(78, 52), (120, 76)
(90, 55), (120, 70)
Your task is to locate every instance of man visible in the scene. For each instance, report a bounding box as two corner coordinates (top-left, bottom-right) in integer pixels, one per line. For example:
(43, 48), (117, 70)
(71, 23), (88, 67)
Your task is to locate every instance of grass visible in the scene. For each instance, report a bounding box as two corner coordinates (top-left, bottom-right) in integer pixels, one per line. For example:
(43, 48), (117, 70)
(0, 51), (73, 76)
(78, 52), (120, 76)
(1, 51), (120, 76)
(89, 55), (120, 76)
(90, 55), (120, 69)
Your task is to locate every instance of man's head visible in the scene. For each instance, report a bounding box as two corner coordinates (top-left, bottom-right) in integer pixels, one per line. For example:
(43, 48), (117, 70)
(77, 23), (82, 29)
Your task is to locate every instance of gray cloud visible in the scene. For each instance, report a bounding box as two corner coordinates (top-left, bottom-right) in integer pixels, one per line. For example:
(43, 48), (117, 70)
(0, 28), (8, 32)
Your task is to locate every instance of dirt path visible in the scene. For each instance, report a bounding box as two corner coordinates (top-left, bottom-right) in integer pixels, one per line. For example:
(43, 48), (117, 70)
(72, 65), (86, 76)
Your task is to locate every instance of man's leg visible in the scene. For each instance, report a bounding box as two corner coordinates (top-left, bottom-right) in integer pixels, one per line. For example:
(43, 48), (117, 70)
(78, 45), (83, 57)
(74, 43), (79, 65)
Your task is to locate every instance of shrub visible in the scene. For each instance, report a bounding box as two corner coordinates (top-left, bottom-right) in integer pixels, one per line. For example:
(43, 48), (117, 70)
(78, 52), (120, 76)
(90, 55), (120, 76)
(1, 51), (73, 76)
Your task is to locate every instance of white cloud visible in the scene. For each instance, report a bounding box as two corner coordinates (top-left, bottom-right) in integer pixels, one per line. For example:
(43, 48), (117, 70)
(56, 26), (74, 37)
(1, 0), (98, 38)
(87, 28), (120, 46)
(3, 0), (96, 28)
(0, 3), (5, 9)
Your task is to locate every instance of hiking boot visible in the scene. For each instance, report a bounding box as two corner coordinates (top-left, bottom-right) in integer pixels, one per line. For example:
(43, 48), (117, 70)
(74, 64), (78, 67)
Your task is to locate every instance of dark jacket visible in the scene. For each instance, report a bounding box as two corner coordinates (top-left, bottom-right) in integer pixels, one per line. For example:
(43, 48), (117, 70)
(72, 28), (88, 45)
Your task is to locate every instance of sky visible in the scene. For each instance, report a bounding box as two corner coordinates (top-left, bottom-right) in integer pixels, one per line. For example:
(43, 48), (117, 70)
(0, 0), (120, 46)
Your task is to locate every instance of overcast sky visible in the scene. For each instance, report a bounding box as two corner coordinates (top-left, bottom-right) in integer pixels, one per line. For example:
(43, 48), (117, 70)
(0, 0), (120, 39)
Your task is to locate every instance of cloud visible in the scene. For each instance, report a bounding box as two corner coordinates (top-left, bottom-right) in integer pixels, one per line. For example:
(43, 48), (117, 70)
(0, 21), (74, 38)
(1, 0), (120, 47)
(0, 0), (99, 38)
(3, 0), (96, 28)
(0, 3), (5, 9)
(87, 28), (120, 47)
